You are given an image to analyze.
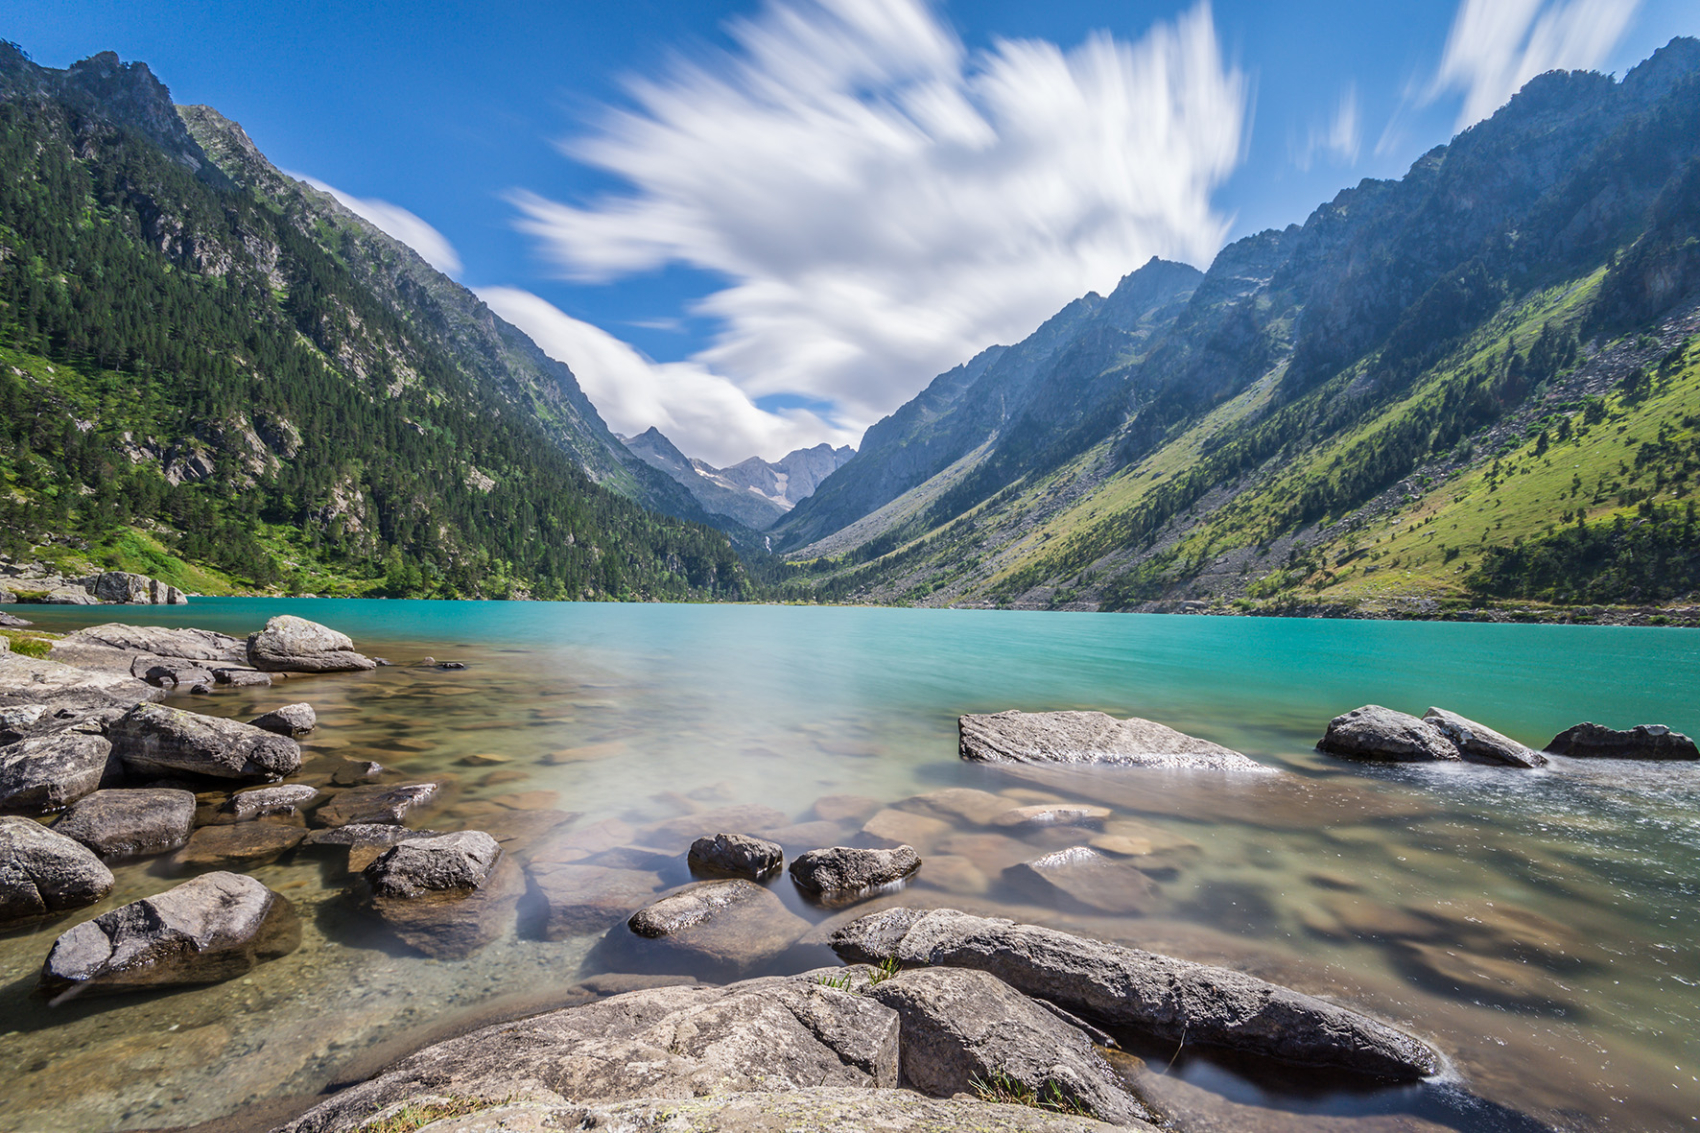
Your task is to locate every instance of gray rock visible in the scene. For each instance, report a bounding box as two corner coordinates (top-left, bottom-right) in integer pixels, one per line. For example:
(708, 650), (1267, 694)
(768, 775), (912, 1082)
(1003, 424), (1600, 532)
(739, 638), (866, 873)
(1318, 705), (1460, 762)
(992, 803), (1113, 829)
(626, 878), (810, 974)
(0, 611), (29, 627)
(248, 702), (317, 737)
(172, 822), (307, 867)
(1545, 721), (1700, 761)
(51, 624), (246, 669)
(1424, 708), (1547, 768)
(688, 832), (784, 880)
(0, 647), (159, 710)
(0, 816), (114, 922)
(1004, 846), (1161, 915)
(53, 788), (196, 859)
(92, 572), (187, 605)
(0, 732), (115, 811)
(246, 615), (376, 673)
(43, 587), (98, 604)
(109, 703), (301, 781)
(529, 861), (666, 939)
(328, 759), (385, 786)
(315, 782), (439, 827)
(129, 654), (217, 688)
(39, 871), (300, 999)
(302, 823), (444, 871)
(960, 710), (1266, 771)
(791, 845), (921, 896)
(212, 667), (272, 687)
(865, 966), (1155, 1126)
(634, 804), (790, 853)
(365, 831), (502, 898)
(365, 855), (523, 959)
(831, 907), (1442, 1082)
(224, 783), (322, 820)
(274, 972), (902, 1133)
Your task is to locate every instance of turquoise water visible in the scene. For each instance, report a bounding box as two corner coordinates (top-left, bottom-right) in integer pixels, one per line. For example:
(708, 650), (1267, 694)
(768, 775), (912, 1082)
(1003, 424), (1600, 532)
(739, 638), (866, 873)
(3, 600), (1698, 1131)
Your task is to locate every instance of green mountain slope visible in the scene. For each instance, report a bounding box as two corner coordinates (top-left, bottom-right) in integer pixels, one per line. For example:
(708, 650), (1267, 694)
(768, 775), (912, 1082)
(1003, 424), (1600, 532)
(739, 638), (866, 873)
(0, 45), (751, 600)
(777, 39), (1700, 618)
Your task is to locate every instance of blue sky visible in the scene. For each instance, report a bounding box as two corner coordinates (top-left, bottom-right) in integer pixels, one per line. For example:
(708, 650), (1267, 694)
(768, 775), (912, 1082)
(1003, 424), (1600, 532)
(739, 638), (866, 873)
(12, 0), (1696, 462)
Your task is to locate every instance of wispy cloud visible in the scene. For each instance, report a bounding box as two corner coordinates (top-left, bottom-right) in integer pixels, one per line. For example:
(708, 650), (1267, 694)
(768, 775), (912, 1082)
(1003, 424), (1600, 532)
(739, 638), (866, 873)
(511, 0), (1249, 436)
(295, 174), (464, 277)
(478, 286), (858, 466)
(1431, 0), (1641, 130)
(1293, 82), (1360, 170)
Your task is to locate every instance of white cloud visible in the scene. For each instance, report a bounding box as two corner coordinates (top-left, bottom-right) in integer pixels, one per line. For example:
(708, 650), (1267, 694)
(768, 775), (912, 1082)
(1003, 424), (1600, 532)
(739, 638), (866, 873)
(295, 174), (464, 277)
(477, 286), (858, 466)
(1294, 83), (1360, 170)
(511, 0), (1248, 437)
(1431, 0), (1641, 130)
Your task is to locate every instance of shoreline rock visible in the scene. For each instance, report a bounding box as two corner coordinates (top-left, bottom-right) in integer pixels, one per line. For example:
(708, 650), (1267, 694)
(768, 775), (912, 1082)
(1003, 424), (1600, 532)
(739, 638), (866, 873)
(109, 703), (301, 781)
(1545, 721), (1699, 761)
(1318, 705), (1460, 763)
(0, 816), (113, 923)
(961, 710), (1266, 772)
(247, 616), (376, 673)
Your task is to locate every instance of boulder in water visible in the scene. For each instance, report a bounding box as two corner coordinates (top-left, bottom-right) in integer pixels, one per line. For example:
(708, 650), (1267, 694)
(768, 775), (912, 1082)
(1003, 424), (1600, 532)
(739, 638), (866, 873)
(109, 704), (301, 781)
(790, 845), (921, 898)
(625, 878), (810, 974)
(960, 709), (1264, 771)
(364, 831), (502, 898)
(1544, 722), (1699, 761)
(1318, 705), (1459, 762)
(315, 783), (439, 827)
(248, 703), (317, 737)
(1423, 708), (1546, 768)
(247, 616), (376, 673)
(53, 788), (196, 859)
(688, 832), (784, 880)
(0, 816), (113, 923)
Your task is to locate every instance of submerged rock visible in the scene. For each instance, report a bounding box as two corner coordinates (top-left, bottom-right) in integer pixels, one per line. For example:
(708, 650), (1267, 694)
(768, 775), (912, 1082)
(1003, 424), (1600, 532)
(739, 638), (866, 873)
(991, 803), (1112, 829)
(1318, 705), (1460, 762)
(687, 832), (784, 880)
(248, 703), (317, 737)
(0, 732), (114, 811)
(831, 907), (1442, 1082)
(960, 710), (1264, 771)
(529, 861), (665, 939)
(223, 783), (322, 821)
(109, 704), (301, 781)
(1545, 722), (1699, 761)
(40, 871), (299, 998)
(1423, 708), (1546, 768)
(790, 845), (921, 898)
(173, 822), (307, 867)
(329, 759), (385, 787)
(364, 831), (502, 898)
(54, 788), (196, 859)
(626, 878), (809, 973)
(247, 616), (376, 673)
(303, 823), (445, 871)
(365, 855), (523, 959)
(0, 816), (113, 922)
(1004, 845), (1161, 915)
(315, 782), (438, 827)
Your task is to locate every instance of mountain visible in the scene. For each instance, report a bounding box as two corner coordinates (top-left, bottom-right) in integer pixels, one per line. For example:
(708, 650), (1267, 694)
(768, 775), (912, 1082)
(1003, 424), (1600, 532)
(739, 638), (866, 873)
(620, 428), (854, 531)
(776, 39), (1700, 616)
(0, 44), (752, 600)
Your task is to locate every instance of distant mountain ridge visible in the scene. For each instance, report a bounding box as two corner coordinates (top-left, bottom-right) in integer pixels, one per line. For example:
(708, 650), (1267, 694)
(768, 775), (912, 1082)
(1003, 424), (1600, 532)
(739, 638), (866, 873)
(620, 427), (854, 531)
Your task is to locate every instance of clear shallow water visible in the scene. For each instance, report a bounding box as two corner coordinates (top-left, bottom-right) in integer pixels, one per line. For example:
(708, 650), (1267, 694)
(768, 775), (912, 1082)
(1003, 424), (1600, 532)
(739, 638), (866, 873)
(1, 600), (1697, 1132)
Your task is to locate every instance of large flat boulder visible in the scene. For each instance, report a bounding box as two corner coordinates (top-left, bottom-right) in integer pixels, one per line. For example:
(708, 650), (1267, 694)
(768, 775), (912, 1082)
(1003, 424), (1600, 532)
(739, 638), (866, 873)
(49, 624), (246, 673)
(0, 732), (115, 812)
(961, 710), (1265, 771)
(1545, 721), (1699, 761)
(0, 648), (159, 711)
(865, 966), (1155, 1126)
(0, 816), (113, 923)
(831, 908), (1441, 1082)
(109, 703), (301, 781)
(314, 782), (439, 827)
(172, 822), (307, 867)
(246, 616), (375, 673)
(1424, 708), (1547, 768)
(1317, 705), (1460, 763)
(39, 871), (300, 999)
(53, 788), (196, 859)
(274, 972), (903, 1133)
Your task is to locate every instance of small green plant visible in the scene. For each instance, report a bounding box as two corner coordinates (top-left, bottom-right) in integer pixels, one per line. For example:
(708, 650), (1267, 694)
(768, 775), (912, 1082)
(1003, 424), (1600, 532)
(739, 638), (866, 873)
(815, 970), (854, 990)
(971, 1071), (1092, 1116)
(354, 1095), (494, 1133)
(0, 630), (57, 659)
(868, 955), (901, 985)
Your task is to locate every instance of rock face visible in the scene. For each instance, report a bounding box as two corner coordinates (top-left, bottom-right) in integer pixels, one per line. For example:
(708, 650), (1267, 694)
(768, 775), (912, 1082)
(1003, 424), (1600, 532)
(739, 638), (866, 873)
(1423, 708), (1546, 768)
(246, 615), (376, 673)
(0, 816), (114, 922)
(864, 966), (1154, 1126)
(831, 908), (1441, 1082)
(364, 831), (502, 898)
(1317, 705), (1460, 762)
(110, 704), (301, 781)
(688, 832), (784, 880)
(53, 788), (196, 858)
(39, 871), (300, 998)
(790, 846), (921, 896)
(626, 879), (810, 973)
(960, 710), (1265, 771)
(92, 572), (187, 605)
(275, 973), (903, 1133)
(1004, 846), (1161, 915)
(0, 733), (114, 811)
(315, 782), (438, 826)
(1545, 722), (1700, 761)
(248, 703), (316, 737)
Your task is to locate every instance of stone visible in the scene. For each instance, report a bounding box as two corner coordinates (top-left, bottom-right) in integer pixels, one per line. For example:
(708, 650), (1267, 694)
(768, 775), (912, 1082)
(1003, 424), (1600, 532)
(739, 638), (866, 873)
(224, 783), (322, 820)
(1393, 941), (1576, 1010)
(832, 908), (1442, 1082)
(329, 759), (385, 786)
(274, 975), (905, 1133)
(961, 709), (1264, 771)
(51, 624), (246, 669)
(39, 871), (300, 998)
(809, 794), (883, 823)
(246, 615), (376, 673)
(1004, 846), (1161, 915)
(0, 733), (114, 811)
(53, 788), (196, 859)
(315, 782), (439, 827)
(791, 845), (921, 897)
(860, 808), (951, 852)
(44, 587), (99, 604)
(366, 855), (524, 959)
(1317, 705), (1460, 762)
(109, 703), (301, 781)
(0, 611), (30, 627)
(92, 572), (187, 605)
(864, 966), (1155, 1126)
(212, 667), (272, 687)
(364, 831), (502, 898)
(172, 822), (306, 866)
(1544, 721), (1700, 761)
(248, 703), (316, 737)
(894, 787), (1019, 826)
(914, 854), (989, 896)
(688, 832), (784, 880)
(130, 655), (216, 688)
(991, 803), (1113, 829)
(529, 862), (665, 939)
(635, 804), (790, 854)
(0, 815), (113, 922)
(1423, 708), (1546, 768)
(625, 878), (810, 974)
(302, 823), (445, 871)
(458, 752), (509, 766)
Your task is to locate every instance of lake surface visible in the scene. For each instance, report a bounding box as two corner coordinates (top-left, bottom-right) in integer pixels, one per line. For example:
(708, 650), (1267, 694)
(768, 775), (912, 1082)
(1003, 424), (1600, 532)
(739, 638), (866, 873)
(2, 600), (1698, 1132)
